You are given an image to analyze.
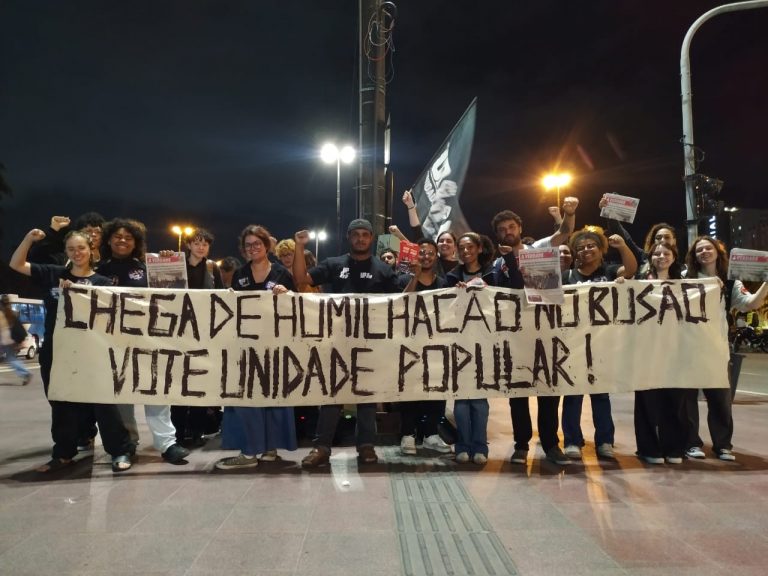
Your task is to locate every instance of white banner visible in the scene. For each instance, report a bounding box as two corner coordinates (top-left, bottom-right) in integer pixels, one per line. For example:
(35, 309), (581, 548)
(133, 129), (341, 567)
(49, 280), (729, 406)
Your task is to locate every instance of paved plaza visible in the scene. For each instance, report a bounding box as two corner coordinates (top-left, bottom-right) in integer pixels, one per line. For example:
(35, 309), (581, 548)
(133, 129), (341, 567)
(1, 355), (767, 575)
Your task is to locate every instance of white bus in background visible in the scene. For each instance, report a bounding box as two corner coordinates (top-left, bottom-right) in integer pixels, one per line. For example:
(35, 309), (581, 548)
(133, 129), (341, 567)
(2, 294), (45, 359)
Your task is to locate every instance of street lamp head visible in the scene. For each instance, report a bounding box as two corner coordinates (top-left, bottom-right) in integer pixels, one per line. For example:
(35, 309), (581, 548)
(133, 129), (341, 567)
(542, 172), (572, 190)
(318, 230), (328, 241)
(171, 225), (182, 235)
(340, 145), (356, 164)
(183, 226), (194, 236)
(320, 143), (339, 164)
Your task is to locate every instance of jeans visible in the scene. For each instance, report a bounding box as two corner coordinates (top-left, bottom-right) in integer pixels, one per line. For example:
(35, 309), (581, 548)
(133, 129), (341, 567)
(454, 399), (489, 456)
(314, 403), (377, 451)
(562, 393), (614, 447)
(117, 404), (178, 453)
(1, 344), (30, 379)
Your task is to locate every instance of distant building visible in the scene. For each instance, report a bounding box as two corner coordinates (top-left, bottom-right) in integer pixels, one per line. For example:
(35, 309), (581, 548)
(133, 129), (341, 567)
(728, 208), (768, 249)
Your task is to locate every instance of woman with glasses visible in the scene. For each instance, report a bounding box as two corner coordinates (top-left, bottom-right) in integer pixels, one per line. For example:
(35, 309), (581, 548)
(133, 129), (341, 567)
(215, 225), (298, 470)
(561, 226), (637, 460)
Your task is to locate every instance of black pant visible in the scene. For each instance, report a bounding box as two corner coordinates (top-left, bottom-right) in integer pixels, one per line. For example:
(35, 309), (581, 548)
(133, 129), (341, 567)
(634, 389), (687, 458)
(399, 400), (446, 439)
(684, 388), (733, 453)
(509, 396), (560, 452)
(40, 345), (132, 460)
(170, 405), (208, 442)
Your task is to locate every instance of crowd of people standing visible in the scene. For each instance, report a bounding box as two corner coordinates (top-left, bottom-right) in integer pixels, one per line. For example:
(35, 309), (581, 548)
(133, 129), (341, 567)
(6, 191), (767, 475)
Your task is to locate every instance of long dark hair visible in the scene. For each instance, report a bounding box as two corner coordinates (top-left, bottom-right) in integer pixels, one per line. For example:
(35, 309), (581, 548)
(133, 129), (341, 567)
(645, 241), (682, 280)
(457, 232), (495, 269)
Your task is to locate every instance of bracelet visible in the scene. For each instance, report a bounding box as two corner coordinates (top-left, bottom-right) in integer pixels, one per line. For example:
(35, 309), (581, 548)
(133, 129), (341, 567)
(406, 204), (415, 210)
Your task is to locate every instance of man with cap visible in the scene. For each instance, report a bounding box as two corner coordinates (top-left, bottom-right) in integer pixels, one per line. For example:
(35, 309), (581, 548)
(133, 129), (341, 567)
(293, 218), (399, 467)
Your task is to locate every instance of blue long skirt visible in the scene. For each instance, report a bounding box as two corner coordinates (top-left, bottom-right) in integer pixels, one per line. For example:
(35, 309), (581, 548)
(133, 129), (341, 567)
(221, 406), (297, 455)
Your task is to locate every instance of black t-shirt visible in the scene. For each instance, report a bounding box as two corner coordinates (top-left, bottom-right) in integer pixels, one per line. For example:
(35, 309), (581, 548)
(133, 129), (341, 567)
(563, 263), (620, 284)
(30, 263), (112, 340)
(231, 263), (296, 292)
(187, 258), (224, 289)
(397, 272), (447, 291)
(96, 257), (148, 288)
(309, 254), (398, 294)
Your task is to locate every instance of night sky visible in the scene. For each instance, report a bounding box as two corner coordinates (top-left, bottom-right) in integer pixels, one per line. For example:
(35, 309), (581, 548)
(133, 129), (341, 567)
(1, 0), (767, 264)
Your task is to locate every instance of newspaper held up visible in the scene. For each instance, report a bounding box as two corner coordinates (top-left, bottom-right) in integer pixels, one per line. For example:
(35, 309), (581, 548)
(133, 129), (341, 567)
(146, 252), (188, 288)
(519, 247), (564, 305)
(728, 248), (768, 282)
(600, 193), (640, 223)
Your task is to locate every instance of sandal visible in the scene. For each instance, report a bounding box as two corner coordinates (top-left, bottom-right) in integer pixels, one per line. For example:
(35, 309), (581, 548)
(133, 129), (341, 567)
(36, 458), (73, 473)
(111, 454), (132, 473)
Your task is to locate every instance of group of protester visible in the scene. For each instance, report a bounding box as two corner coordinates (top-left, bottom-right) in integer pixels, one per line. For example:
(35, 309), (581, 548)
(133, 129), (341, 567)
(6, 191), (767, 474)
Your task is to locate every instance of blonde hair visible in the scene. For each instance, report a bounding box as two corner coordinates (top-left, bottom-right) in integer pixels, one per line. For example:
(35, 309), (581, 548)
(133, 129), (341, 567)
(275, 238), (295, 257)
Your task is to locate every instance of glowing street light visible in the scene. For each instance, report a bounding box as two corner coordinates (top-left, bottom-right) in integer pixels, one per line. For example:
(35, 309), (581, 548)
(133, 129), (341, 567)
(308, 229), (327, 260)
(542, 172), (572, 209)
(320, 142), (356, 252)
(171, 225), (194, 252)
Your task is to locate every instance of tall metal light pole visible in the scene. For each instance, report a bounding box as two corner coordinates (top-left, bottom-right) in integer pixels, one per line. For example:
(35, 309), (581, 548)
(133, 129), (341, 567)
(308, 230), (327, 260)
(681, 1), (768, 246)
(542, 172), (572, 210)
(321, 143), (356, 252)
(171, 225), (193, 252)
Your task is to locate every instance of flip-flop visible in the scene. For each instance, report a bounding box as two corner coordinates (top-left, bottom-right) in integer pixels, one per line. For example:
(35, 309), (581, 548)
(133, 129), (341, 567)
(36, 458), (74, 473)
(111, 454), (132, 473)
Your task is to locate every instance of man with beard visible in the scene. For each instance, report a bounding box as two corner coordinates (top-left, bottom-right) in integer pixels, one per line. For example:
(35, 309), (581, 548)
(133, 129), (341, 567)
(490, 197), (579, 467)
(292, 219), (399, 467)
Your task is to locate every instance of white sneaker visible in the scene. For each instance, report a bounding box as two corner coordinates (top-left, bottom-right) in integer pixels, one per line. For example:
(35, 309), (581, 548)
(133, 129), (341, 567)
(685, 447), (706, 459)
(665, 456), (683, 465)
(400, 435), (417, 455)
(717, 449), (736, 462)
(473, 453), (488, 465)
(455, 452), (470, 463)
(639, 454), (664, 465)
(422, 434), (452, 453)
(259, 450), (279, 461)
(597, 443), (615, 459)
(564, 445), (582, 459)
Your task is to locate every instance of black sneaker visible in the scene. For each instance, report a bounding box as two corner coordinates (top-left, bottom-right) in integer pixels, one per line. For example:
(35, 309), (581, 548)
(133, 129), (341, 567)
(545, 447), (571, 466)
(162, 443), (190, 464)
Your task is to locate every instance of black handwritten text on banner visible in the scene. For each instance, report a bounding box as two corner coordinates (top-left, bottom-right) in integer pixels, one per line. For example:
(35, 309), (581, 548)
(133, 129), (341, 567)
(49, 280), (729, 406)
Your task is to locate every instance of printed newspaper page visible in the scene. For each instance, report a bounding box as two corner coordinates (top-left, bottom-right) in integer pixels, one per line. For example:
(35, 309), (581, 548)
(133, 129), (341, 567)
(519, 247), (563, 304)
(600, 193), (640, 223)
(146, 252), (188, 288)
(728, 248), (768, 281)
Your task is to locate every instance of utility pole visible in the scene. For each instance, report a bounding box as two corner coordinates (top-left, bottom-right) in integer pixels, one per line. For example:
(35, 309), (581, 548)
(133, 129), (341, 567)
(358, 0), (389, 234)
(681, 1), (768, 247)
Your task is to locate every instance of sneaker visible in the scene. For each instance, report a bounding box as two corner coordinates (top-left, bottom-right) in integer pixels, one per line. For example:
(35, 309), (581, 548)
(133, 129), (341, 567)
(564, 445), (582, 459)
(422, 434), (452, 453)
(666, 456), (683, 465)
(400, 435), (417, 455)
(717, 449), (736, 462)
(597, 443), (615, 459)
(545, 447), (571, 466)
(161, 443), (190, 464)
(21, 373), (32, 386)
(685, 447), (706, 459)
(259, 450), (279, 461)
(638, 453), (664, 465)
(77, 438), (95, 453)
(215, 453), (259, 470)
(357, 445), (379, 464)
(455, 452), (470, 463)
(510, 449), (528, 464)
(302, 447), (330, 468)
(473, 453), (488, 465)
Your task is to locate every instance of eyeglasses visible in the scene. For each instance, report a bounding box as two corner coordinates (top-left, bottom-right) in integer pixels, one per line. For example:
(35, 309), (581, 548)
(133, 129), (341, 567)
(575, 243), (598, 252)
(244, 241), (263, 251)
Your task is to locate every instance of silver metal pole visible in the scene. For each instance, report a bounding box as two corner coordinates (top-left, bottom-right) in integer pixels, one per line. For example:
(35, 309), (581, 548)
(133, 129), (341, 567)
(681, 1), (768, 247)
(336, 158), (342, 253)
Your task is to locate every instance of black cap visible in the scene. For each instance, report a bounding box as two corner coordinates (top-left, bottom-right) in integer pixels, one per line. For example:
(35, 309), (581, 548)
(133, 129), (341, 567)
(347, 218), (373, 234)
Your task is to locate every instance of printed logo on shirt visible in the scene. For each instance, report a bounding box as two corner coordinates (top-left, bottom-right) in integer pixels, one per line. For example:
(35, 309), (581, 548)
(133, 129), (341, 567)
(339, 267), (350, 279)
(238, 277), (251, 287)
(360, 272), (373, 279)
(128, 269), (145, 281)
(265, 281), (276, 290)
